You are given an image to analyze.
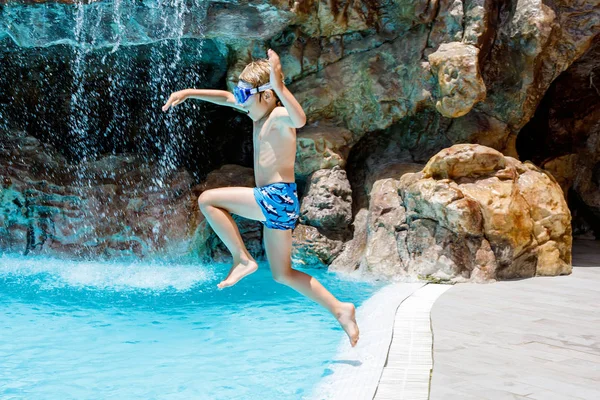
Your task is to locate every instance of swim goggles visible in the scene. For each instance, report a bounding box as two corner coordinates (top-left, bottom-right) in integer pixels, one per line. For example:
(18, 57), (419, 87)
(233, 81), (273, 104)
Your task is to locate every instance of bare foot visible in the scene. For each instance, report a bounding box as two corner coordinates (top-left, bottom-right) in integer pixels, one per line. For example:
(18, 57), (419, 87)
(217, 259), (258, 289)
(336, 302), (359, 347)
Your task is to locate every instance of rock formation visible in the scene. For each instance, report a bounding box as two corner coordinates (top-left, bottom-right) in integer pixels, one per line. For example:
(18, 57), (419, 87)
(1, 0), (597, 280)
(0, 131), (195, 258)
(332, 144), (572, 282)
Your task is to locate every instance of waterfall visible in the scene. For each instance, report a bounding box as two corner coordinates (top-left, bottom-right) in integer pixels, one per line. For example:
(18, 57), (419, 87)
(1, 0), (210, 187)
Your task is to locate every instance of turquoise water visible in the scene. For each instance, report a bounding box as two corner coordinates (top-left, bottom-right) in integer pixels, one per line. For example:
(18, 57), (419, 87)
(0, 254), (382, 399)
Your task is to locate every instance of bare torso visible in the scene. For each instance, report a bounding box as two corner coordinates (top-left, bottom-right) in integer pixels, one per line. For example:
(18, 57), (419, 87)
(252, 108), (296, 187)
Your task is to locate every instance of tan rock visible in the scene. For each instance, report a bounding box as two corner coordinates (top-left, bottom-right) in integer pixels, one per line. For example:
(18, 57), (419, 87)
(536, 240), (572, 276)
(364, 178), (406, 277)
(428, 42), (487, 118)
(333, 144), (572, 282)
(329, 208), (369, 273)
(401, 177), (484, 236)
(460, 176), (535, 257)
(518, 162), (571, 245)
(422, 144), (505, 180)
(405, 144), (571, 280)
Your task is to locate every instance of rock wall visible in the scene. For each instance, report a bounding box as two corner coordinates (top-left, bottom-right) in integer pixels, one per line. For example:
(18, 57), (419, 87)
(518, 34), (600, 239)
(1, 0), (597, 279)
(3, 0), (598, 168)
(0, 132), (195, 258)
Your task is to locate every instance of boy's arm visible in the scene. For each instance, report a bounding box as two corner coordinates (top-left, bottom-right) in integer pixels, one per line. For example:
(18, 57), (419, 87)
(162, 89), (246, 112)
(268, 49), (307, 129)
(271, 86), (307, 129)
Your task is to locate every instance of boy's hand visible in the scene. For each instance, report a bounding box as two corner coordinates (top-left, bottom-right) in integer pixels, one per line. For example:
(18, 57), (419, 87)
(162, 89), (188, 111)
(267, 49), (285, 92)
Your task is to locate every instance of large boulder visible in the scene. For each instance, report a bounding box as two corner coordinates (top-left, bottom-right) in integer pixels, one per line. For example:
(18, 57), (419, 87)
(293, 166), (351, 266)
(299, 166), (352, 233)
(332, 144), (572, 282)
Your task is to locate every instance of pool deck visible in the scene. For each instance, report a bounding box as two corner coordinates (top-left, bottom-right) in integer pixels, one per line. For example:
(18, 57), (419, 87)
(312, 240), (600, 400)
(429, 240), (600, 399)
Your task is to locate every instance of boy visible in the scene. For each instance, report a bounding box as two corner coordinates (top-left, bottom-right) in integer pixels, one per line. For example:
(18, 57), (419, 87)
(162, 49), (359, 347)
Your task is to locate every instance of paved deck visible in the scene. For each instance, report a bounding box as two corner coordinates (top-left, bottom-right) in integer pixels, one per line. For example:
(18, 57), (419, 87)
(429, 240), (600, 399)
(312, 240), (599, 400)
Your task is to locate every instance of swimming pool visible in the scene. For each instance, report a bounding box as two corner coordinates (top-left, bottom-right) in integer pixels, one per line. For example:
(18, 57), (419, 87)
(0, 253), (382, 399)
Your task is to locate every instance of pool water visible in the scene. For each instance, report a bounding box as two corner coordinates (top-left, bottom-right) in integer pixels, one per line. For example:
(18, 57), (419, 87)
(0, 254), (382, 399)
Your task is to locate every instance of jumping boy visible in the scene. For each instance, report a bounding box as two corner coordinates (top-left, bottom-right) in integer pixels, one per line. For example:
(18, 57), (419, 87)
(162, 49), (359, 347)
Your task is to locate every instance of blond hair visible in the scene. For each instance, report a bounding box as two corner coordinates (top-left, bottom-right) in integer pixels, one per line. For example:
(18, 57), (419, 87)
(239, 59), (284, 105)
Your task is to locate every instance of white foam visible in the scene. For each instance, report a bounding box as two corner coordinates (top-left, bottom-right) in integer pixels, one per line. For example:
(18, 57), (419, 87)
(0, 254), (213, 291)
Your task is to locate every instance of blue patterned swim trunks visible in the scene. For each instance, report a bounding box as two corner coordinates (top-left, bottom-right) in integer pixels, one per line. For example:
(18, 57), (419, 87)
(253, 182), (300, 230)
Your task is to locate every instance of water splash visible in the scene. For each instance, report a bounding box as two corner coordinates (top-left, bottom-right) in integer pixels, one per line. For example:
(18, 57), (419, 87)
(0, 1), (220, 257)
(0, 253), (214, 291)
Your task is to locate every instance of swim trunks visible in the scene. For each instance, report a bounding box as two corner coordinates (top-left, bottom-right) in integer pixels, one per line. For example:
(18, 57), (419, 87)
(253, 182), (300, 230)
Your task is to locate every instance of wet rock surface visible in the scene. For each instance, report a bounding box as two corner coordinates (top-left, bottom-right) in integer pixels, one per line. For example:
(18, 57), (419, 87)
(0, 132), (195, 259)
(1, 0), (597, 277)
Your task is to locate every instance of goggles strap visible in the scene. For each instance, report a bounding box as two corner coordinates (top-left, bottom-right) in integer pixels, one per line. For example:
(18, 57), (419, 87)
(248, 82), (273, 94)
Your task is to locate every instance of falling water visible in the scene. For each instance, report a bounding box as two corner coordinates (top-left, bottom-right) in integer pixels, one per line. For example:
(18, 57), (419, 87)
(0, 0), (210, 186)
(0, 0), (226, 256)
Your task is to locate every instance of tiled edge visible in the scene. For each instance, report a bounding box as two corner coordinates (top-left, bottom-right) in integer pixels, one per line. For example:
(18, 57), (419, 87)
(373, 284), (453, 400)
(310, 282), (426, 400)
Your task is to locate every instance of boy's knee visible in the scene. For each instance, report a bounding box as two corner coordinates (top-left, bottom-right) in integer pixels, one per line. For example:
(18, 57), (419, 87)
(197, 190), (214, 210)
(272, 270), (292, 286)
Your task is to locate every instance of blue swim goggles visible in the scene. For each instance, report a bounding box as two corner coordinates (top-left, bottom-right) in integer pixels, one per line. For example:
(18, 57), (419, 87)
(233, 81), (273, 104)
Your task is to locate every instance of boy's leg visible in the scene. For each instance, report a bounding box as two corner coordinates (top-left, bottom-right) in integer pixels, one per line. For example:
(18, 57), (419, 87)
(198, 187), (266, 288)
(263, 226), (360, 346)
